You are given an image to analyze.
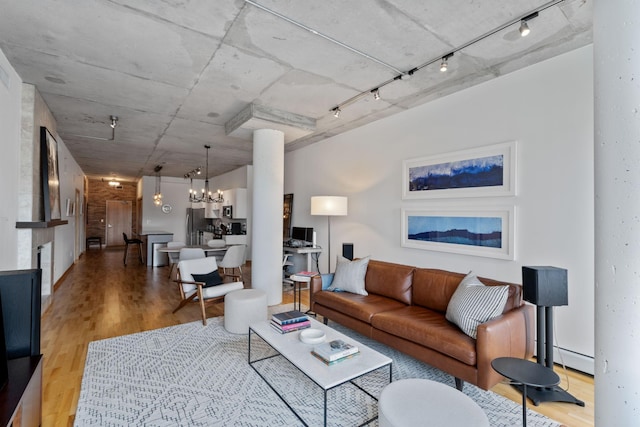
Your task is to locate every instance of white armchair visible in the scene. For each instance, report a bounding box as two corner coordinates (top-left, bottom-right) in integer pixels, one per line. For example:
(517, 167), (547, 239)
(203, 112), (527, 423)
(173, 257), (243, 325)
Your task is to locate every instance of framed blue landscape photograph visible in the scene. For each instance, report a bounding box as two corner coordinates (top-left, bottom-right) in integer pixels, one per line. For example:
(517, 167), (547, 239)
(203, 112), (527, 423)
(402, 141), (516, 199)
(401, 206), (515, 259)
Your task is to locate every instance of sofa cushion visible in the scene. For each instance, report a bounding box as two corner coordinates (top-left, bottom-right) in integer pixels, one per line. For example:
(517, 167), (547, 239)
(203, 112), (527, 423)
(412, 269), (464, 313)
(364, 260), (415, 305)
(445, 272), (509, 339)
(413, 268), (521, 314)
(328, 256), (370, 295)
(371, 306), (477, 366)
(314, 290), (406, 324)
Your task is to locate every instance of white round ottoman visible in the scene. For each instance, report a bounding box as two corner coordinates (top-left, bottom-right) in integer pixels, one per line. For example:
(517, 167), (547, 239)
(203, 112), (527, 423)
(224, 289), (267, 334)
(378, 379), (489, 427)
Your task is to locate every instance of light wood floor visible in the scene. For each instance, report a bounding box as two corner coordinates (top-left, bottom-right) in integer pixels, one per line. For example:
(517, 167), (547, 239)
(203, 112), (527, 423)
(41, 248), (594, 426)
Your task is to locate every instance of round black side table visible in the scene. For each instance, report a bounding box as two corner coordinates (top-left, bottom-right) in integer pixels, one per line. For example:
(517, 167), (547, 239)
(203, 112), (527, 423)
(491, 357), (560, 427)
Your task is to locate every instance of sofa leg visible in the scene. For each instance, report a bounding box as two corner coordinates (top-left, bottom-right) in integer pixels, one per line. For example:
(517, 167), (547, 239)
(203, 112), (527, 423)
(454, 377), (464, 391)
(323, 317), (328, 325)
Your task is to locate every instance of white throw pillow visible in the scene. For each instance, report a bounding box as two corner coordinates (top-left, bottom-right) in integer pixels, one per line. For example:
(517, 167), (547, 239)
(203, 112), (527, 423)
(327, 256), (370, 296)
(445, 271), (509, 339)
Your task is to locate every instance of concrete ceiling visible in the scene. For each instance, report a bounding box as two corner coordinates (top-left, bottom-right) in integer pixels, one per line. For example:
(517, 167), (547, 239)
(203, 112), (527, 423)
(0, 0), (592, 182)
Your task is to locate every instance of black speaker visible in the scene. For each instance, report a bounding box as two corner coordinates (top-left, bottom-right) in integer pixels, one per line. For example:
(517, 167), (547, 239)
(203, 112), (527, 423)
(522, 266), (568, 307)
(342, 243), (354, 261)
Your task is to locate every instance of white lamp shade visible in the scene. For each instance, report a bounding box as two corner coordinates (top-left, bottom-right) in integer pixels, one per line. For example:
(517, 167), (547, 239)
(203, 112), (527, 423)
(310, 196), (348, 216)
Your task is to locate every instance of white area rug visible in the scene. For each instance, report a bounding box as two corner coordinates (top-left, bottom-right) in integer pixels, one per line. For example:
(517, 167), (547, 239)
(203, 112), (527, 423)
(76, 307), (560, 426)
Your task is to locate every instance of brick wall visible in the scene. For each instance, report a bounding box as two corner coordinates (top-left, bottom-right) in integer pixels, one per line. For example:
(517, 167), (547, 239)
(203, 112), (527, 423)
(86, 179), (139, 242)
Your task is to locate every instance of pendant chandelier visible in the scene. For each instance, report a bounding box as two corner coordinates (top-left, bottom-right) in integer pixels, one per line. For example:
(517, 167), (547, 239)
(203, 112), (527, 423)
(153, 165), (163, 206)
(188, 144), (224, 204)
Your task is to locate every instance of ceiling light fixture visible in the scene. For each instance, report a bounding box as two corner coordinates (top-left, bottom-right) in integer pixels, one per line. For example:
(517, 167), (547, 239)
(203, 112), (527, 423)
(153, 165), (163, 207)
(333, 107), (341, 118)
(440, 53), (454, 72)
(372, 88), (380, 100)
(188, 145), (224, 204)
(327, 0), (563, 115)
(519, 12), (538, 37)
(110, 115), (118, 129)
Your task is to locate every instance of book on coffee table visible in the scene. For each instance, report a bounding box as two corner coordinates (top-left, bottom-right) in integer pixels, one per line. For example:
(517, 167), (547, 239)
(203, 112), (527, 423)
(270, 319), (311, 334)
(312, 339), (359, 363)
(272, 310), (308, 325)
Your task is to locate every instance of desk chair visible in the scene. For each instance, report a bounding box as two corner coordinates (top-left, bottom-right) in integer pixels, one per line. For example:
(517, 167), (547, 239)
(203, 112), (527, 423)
(283, 254), (294, 285)
(218, 244), (246, 282)
(122, 233), (144, 266)
(166, 241), (186, 278)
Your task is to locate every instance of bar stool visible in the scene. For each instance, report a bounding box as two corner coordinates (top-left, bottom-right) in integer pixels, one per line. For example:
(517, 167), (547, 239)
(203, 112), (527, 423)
(122, 233), (144, 266)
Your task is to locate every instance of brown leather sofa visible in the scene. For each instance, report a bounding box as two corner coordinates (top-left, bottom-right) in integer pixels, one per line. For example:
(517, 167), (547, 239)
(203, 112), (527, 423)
(310, 259), (534, 391)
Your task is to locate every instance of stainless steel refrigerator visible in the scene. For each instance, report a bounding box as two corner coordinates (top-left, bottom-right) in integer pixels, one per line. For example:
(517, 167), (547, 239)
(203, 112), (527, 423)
(186, 207), (207, 245)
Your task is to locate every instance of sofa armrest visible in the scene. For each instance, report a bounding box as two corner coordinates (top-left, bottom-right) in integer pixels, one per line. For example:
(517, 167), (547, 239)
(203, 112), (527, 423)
(309, 275), (323, 311)
(475, 304), (535, 390)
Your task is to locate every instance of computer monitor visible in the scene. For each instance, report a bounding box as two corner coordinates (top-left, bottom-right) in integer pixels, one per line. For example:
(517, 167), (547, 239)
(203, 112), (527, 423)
(291, 227), (313, 243)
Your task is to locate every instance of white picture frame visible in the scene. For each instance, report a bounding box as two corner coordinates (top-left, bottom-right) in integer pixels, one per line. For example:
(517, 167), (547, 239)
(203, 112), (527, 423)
(402, 141), (516, 200)
(401, 206), (515, 260)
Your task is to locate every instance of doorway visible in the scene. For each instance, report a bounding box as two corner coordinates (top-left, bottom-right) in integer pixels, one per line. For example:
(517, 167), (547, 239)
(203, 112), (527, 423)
(106, 200), (132, 246)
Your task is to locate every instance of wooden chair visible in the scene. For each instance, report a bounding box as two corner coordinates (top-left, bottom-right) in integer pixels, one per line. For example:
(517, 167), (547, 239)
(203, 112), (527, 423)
(173, 257), (243, 325)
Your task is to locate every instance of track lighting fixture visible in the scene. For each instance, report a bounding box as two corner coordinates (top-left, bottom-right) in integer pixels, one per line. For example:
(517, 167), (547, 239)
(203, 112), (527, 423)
(110, 115), (118, 129)
(519, 12), (538, 37)
(326, 1), (559, 116)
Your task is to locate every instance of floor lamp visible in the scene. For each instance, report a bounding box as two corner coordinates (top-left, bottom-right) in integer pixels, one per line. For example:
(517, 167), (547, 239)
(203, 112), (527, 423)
(521, 266), (585, 407)
(311, 196), (348, 273)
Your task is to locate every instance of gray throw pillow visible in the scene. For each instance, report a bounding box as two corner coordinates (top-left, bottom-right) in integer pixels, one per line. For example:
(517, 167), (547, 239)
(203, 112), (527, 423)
(445, 271), (509, 339)
(327, 256), (370, 296)
(191, 270), (224, 288)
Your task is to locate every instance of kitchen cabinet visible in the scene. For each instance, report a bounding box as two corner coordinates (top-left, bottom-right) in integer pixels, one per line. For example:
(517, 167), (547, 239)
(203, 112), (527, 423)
(224, 235), (248, 246)
(222, 188), (247, 219)
(204, 202), (221, 219)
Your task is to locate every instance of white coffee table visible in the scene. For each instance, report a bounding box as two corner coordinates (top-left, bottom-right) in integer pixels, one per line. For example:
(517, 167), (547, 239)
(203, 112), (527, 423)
(249, 317), (392, 426)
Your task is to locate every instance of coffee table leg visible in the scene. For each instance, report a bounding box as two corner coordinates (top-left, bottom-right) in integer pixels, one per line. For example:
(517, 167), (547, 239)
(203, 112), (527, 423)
(522, 384), (527, 427)
(324, 389), (328, 427)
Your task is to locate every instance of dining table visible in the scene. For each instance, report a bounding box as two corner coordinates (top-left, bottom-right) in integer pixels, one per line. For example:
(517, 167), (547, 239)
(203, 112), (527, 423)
(158, 245), (230, 257)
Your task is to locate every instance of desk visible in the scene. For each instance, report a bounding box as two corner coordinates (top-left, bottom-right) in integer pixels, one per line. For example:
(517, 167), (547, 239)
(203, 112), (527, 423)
(283, 246), (322, 272)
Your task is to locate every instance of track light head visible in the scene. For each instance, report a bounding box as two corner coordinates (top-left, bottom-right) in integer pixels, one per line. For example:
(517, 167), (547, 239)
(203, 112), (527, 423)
(333, 107), (341, 118)
(519, 12), (538, 37)
(110, 115), (118, 129)
(440, 53), (454, 73)
(372, 88), (380, 100)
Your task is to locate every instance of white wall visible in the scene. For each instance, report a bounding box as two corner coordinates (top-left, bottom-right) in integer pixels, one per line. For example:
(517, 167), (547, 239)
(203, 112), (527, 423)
(0, 49), (21, 270)
(284, 46), (594, 372)
(54, 137), (85, 276)
(140, 176), (192, 239)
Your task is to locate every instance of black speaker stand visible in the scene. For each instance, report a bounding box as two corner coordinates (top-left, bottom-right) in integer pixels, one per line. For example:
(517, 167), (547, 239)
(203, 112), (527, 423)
(524, 306), (585, 407)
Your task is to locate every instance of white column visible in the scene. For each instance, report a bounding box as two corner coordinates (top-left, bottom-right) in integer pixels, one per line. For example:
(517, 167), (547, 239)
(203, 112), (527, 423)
(594, 1), (640, 424)
(251, 129), (284, 305)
